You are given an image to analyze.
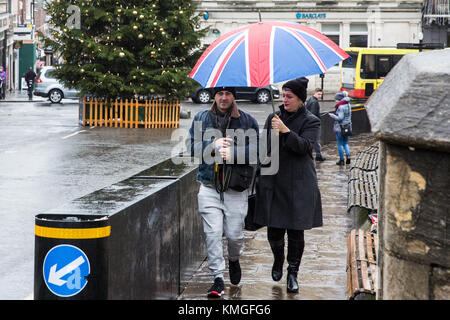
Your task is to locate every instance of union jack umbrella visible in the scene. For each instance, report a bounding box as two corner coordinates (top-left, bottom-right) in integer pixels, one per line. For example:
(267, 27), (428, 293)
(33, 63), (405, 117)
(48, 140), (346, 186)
(189, 21), (349, 89)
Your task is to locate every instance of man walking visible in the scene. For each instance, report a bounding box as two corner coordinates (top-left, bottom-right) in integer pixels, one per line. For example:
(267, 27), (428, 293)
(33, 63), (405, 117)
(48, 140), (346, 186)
(187, 87), (259, 297)
(25, 67), (37, 101)
(305, 88), (326, 161)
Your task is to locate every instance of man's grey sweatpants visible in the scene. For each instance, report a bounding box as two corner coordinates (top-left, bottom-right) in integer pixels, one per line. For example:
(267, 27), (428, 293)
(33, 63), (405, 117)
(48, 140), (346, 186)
(198, 184), (248, 279)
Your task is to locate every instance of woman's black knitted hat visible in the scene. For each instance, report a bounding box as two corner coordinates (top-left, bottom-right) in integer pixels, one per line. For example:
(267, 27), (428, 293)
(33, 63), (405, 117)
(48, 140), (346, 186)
(282, 77), (309, 102)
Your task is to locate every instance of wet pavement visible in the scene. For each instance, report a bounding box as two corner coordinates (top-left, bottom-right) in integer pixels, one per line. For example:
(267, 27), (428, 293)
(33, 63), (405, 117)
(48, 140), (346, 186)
(178, 132), (376, 300)
(0, 100), (176, 299)
(0, 96), (373, 300)
(3, 89), (47, 102)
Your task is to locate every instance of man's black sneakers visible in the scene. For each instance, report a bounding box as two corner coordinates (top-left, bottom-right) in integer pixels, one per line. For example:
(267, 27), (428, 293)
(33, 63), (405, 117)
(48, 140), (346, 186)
(207, 277), (225, 298)
(229, 259), (241, 285)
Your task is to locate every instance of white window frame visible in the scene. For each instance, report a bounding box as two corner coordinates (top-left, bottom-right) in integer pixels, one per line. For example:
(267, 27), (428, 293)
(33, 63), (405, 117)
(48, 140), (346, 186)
(321, 23), (342, 47)
(349, 23), (369, 47)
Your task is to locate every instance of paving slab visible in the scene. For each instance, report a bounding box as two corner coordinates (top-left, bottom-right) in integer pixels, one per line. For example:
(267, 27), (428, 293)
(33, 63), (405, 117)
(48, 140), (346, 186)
(178, 132), (377, 300)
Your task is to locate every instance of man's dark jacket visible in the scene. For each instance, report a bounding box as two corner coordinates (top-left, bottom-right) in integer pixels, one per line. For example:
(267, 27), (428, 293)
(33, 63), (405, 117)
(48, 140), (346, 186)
(305, 96), (320, 118)
(25, 70), (36, 82)
(187, 102), (259, 188)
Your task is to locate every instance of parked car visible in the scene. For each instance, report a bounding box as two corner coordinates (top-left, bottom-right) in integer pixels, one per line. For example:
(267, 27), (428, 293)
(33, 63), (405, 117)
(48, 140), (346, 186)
(189, 85), (280, 104)
(34, 66), (80, 103)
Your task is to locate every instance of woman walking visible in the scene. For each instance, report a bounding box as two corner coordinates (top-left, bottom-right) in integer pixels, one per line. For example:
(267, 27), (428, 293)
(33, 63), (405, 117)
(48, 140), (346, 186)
(329, 91), (352, 165)
(254, 78), (323, 293)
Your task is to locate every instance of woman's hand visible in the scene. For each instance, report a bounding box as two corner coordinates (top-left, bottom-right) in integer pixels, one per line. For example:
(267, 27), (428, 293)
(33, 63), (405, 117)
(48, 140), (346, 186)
(271, 115), (290, 134)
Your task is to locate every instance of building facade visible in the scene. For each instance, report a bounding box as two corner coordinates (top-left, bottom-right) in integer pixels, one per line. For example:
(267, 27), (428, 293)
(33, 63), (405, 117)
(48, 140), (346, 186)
(0, 0), (14, 92)
(0, 0), (48, 93)
(422, 0), (449, 46)
(194, 0), (431, 93)
(14, 0), (47, 90)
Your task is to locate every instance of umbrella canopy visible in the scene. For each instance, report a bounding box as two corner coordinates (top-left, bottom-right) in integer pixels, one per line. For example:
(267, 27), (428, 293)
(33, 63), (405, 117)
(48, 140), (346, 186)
(189, 21), (349, 88)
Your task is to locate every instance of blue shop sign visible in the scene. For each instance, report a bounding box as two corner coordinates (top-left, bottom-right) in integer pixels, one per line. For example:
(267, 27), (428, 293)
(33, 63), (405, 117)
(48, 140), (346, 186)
(296, 13), (327, 19)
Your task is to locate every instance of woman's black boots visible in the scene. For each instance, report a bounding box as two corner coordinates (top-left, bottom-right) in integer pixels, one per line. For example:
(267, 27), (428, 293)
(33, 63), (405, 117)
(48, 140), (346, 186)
(269, 239), (285, 281)
(286, 239), (305, 293)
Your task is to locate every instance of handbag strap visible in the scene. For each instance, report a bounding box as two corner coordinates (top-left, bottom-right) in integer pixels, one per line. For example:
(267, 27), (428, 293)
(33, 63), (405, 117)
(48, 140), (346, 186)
(250, 166), (259, 195)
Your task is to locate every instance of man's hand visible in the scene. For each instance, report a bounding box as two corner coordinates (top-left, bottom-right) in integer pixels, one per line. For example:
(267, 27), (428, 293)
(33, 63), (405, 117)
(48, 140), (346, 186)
(214, 137), (233, 161)
(214, 137), (233, 150)
(218, 146), (231, 161)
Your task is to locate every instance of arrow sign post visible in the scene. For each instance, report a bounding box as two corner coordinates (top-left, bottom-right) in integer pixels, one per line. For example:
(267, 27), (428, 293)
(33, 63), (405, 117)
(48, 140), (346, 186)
(48, 256), (86, 286)
(43, 245), (90, 297)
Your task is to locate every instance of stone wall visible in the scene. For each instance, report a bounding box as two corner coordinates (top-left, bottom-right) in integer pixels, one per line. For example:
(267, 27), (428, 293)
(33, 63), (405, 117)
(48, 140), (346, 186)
(378, 143), (449, 299)
(40, 157), (204, 299)
(366, 49), (450, 299)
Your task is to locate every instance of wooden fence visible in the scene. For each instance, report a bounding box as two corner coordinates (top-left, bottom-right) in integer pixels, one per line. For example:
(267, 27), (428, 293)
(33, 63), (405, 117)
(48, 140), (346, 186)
(79, 97), (180, 128)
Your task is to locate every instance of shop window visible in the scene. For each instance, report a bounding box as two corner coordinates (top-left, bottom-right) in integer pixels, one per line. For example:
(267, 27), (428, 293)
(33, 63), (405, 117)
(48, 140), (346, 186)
(350, 23), (368, 47)
(321, 24), (341, 66)
(350, 35), (368, 47)
(321, 24), (340, 46)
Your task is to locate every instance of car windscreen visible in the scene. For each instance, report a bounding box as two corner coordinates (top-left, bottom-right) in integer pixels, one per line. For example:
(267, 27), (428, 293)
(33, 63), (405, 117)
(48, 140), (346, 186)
(342, 51), (358, 68)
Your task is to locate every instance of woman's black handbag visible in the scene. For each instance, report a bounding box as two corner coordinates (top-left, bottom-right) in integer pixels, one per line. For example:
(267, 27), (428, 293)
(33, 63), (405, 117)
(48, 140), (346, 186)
(340, 123), (352, 137)
(244, 169), (263, 231)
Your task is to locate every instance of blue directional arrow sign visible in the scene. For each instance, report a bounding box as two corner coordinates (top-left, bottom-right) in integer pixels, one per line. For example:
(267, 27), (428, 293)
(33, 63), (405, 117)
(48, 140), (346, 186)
(43, 244), (90, 297)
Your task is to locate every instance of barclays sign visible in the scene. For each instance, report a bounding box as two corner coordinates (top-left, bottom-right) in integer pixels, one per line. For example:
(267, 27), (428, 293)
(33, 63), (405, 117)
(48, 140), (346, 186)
(296, 13), (327, 19)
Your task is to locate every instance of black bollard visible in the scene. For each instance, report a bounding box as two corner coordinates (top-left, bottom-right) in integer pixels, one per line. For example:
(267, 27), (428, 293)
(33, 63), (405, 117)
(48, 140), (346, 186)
(34, 214), (110, 300)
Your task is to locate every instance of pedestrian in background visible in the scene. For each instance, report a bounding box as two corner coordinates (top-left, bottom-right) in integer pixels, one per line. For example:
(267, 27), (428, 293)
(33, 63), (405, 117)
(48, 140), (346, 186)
(187, 87), (259, 298)
(329, 91), (352, 165)
(305, 88), (326, 161)
(254, 77), (323, 293)
(0, 66), (6, 99)
(25, 67), (37, 101)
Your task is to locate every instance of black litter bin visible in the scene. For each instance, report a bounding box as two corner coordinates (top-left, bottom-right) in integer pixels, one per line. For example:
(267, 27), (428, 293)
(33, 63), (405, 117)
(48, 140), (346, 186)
(34, 214), (110, 300)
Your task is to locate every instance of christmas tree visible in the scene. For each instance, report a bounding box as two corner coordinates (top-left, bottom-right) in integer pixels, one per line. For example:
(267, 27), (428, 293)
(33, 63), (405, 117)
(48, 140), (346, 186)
(42, 0), (207, 100)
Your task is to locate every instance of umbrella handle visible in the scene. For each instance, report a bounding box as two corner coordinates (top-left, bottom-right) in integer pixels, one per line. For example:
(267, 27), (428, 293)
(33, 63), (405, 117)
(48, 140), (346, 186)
(270, 85), (279, 136)
(270, 85), (276, 114)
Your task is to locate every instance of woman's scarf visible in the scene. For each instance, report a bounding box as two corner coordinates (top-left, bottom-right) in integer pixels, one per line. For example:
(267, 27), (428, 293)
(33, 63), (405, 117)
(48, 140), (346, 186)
(334, 99), (347, 113)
